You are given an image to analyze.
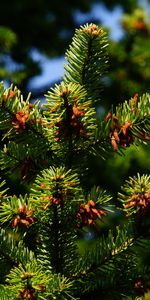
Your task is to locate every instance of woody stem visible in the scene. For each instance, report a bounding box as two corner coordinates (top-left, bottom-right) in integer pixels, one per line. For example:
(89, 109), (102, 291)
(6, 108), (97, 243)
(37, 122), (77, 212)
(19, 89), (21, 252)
(63, 96), (73, 170)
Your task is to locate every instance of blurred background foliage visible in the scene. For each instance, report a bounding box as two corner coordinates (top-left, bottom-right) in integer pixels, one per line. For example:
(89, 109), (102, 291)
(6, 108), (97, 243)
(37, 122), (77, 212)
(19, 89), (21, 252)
(0, 0), (150, 198)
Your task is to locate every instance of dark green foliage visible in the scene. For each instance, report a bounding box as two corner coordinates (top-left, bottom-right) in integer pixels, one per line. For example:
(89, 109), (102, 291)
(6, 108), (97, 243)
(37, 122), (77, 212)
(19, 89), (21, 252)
(0, 0), (93, 92)
(0, 23), (150, 299)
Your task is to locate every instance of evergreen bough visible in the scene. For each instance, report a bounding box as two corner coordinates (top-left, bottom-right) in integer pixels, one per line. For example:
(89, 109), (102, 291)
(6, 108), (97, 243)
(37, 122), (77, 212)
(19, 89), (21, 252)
(0, 23), (150, 300)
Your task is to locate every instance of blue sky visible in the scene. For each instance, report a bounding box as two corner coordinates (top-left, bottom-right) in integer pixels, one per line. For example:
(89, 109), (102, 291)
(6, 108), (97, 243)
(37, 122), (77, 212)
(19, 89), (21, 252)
(28, 3), (123, 91)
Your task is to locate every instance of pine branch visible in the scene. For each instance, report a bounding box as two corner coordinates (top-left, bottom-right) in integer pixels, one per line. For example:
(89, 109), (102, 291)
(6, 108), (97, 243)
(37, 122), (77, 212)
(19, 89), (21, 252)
(74, 223), (133, 275)
(0, 178), (8, 198)
(72, 224), (148, 298)
(118, 173), (150, 216)
(0, 257), (76, 300)
(97, 92), (150, 152)
(30, 167), (82, 276)
(0, 228), (35, 267)
(0, 229), (76, 299)
(43, 82), (96, 166)
(0, 141), (52, 183)
(64, 24), (109, 104)
(0, 82), (53, 154)
(0, 83), (56, 185)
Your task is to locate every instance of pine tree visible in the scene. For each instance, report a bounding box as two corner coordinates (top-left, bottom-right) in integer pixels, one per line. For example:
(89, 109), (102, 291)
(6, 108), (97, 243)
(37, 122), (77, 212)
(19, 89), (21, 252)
(0, 23), (150, 300)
